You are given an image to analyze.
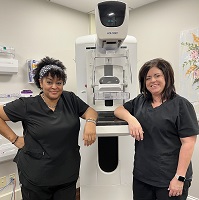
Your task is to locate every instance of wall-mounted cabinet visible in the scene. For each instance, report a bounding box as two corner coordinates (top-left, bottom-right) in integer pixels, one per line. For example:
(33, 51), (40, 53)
(0, 58), (18, 74)
(0, 45), (18, 74)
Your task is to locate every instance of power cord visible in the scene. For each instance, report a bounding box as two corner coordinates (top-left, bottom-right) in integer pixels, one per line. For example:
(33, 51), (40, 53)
(0, 177), (16, 200)
(10, 177), (16, 200)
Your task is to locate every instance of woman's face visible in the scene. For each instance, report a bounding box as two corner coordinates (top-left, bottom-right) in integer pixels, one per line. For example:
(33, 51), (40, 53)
(39, 74), (64, 100)
(145, 66), (165, 97)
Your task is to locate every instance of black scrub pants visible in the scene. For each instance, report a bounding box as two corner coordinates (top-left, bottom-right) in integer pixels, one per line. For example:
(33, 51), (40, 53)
(21, 180), (77, 200)
(133, 178), (191, 200)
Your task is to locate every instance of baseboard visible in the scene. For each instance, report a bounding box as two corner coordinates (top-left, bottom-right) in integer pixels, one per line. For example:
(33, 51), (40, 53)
(187, 195), (199, 200)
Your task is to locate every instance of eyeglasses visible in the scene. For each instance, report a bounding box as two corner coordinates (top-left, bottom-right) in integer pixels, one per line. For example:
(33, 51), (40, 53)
(145, 73), (164, 81)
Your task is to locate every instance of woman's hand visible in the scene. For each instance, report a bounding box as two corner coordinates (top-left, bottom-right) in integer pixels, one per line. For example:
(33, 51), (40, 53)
(114, 105), (144, 141)
(128, 117), (144, 141)
(83, 122), (96, 146)
(168, 176), (184, 197)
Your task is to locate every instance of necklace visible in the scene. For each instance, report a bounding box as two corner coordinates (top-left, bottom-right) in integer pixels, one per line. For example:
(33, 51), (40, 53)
(41, 94), (57, 109)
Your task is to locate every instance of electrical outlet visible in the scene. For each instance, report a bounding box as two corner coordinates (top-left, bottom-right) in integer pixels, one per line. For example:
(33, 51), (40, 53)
(9, 173), (16, 181)
(0, 176), (7, 188)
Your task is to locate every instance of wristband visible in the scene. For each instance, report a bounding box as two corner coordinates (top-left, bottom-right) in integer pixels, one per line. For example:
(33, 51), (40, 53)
(12, 136), (19, 144)
(86, 118), (97, 125)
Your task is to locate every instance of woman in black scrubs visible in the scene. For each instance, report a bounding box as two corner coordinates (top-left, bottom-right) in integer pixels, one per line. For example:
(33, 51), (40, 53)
(114, 58), (198, 200)
(0, 56), (98, 200)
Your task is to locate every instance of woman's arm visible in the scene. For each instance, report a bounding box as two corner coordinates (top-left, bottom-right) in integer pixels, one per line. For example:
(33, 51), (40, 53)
(114, 105), (144, 141)
(168, 135), (197, 197)
(81, 107), (98, 146)
(81, 107), (98, 121)
(0, 105), (24, 148)
(177, 135), (197, 178)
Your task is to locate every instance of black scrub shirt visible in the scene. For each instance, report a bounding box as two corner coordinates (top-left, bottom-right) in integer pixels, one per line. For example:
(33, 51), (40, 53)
(3, 91), (89, 186)
(124, 94), (199, 187)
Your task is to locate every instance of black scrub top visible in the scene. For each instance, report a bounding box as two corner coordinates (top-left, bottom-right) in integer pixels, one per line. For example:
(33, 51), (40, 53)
(3, 91), (89, 186)
(124, 94), (199, 187)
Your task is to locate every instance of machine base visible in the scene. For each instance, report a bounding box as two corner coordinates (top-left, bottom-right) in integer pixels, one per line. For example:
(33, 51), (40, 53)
(80, 184), (132, 200)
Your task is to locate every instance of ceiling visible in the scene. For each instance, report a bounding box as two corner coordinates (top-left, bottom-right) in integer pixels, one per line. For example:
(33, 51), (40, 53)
(47, 0), (159, 14)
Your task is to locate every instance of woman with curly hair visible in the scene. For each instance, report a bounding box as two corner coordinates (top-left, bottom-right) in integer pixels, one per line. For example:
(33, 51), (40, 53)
(0, 56), (98, 200)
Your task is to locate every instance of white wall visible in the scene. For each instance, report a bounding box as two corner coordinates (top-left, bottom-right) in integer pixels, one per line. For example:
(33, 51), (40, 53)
(0, 0), (89, 94)
(0, 0), (199, 199)
(128, 0), (199, 93)
(0, 0), (89, 199)
(128, 0), (199, 198)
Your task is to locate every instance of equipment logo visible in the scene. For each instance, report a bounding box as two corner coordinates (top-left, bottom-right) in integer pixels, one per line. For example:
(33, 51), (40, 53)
(107, 32), (118, 34)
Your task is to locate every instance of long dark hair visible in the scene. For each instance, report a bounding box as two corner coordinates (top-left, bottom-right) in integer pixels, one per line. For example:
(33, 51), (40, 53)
(138, 58), (176, 101)
(33, 56), (67, 89)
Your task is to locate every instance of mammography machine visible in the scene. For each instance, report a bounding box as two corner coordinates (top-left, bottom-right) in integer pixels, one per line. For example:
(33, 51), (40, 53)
(75, 1), (137, 199)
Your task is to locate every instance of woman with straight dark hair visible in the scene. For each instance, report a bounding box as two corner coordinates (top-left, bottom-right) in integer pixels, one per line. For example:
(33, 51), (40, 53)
(114, 58), (198, 200)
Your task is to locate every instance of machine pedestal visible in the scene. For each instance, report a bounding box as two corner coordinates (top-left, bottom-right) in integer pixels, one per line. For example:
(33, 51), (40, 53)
(80, 185), (132, 200)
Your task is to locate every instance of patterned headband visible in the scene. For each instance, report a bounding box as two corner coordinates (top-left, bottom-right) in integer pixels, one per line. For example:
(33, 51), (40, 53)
(39, 65), (63, 79)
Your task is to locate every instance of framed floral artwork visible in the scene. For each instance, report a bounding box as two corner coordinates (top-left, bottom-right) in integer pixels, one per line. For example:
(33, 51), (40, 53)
(179, 28), (199, 117)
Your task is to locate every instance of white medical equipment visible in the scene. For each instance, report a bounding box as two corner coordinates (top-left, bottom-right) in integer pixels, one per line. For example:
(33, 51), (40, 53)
(75, 1), (137, 199)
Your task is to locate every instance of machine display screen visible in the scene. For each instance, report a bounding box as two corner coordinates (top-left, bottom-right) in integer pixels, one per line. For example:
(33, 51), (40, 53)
(98, 1), (126, 27)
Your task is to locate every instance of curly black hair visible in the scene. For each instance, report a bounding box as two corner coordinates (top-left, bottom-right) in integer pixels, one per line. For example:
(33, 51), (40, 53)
(33, 56), (67, 89)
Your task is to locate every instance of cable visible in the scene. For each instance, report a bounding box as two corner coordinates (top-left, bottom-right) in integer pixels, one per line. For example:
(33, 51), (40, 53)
(10, 178), (16, 200)
(10, 177), (16, 200)
(0, 178), (13, 192)
(0, 177), (16, 200)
